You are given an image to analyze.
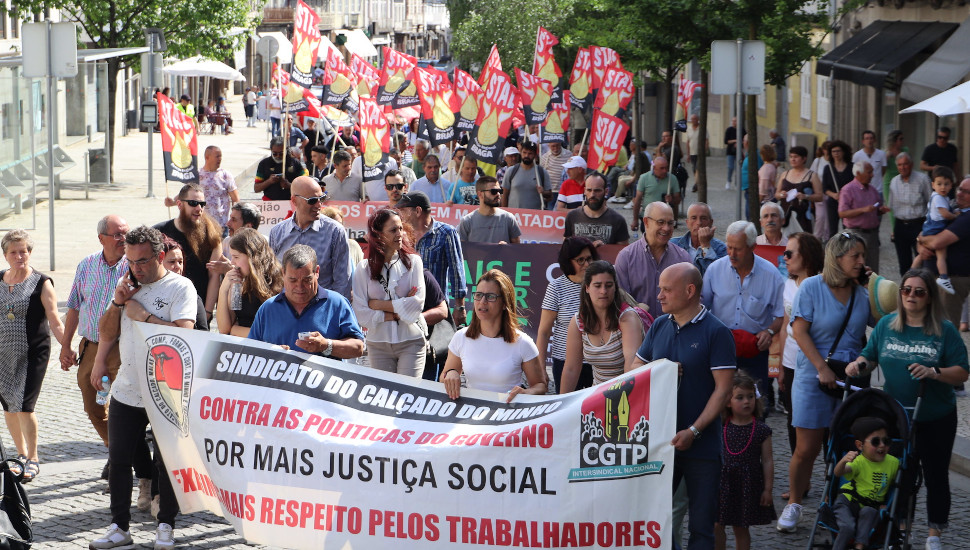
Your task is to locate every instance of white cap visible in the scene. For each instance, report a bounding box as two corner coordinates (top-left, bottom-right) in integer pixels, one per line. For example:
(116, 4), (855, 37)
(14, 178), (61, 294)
(503, 147), (520, 157)
(563, 156), (587, 170)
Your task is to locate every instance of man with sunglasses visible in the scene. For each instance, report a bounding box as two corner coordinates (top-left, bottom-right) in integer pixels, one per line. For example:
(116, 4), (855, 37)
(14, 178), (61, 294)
(89, 225), (198, 550)
(269, 176), (352, 300)
(383, 170), (408, 204)
(458, 176), (522, 244)
(920, 126), (960, 177)
(255, 137), (307, 201)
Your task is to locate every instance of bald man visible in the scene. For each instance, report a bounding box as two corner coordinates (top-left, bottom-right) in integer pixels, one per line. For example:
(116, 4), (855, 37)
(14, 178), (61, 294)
(631, 262), (736, 550)
(615, 202), (689, 315)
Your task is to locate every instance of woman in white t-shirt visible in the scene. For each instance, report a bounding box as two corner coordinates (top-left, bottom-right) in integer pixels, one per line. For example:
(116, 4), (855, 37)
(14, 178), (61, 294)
(442, 269), (545, 401)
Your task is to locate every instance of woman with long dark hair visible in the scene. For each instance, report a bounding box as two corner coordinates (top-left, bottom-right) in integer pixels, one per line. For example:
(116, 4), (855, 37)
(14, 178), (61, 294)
(215, 228), (283, 337)
(821, 141), (854, 236)
(352, 208), (427, 376)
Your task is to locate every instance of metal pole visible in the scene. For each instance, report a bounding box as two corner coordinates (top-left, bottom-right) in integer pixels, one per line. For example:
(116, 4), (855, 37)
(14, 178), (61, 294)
(147, 38), (155, 197)
(46, 20), (56, 271)
(735, 38), (743, 221)
(102, 62), (111, 185)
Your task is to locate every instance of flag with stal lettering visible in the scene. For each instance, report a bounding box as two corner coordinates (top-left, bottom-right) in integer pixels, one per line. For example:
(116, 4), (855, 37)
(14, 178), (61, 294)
(359, 96), (390, 168)
(533, 27), (563, 104)
(275, 64), (310, 114)
(515, 68), (553, 126)
(676, 74), (702, 121)
(588, 46), (621, 119)
(594, 67), (635, 119)
(377, 47), (418, 107)
(569, 48), (594, 114)
(415, 67), (459, 147)
(588, 110), (629, 174)
(454, 68), (483, 133)
(352, 53), (380, 98)
(156, 92), (199, 183)
(541, 90), (570, 144)
(290, 0), (322, 89)
(321, 48), (358, 112)
(467, 70), (517, 165)
(478, 45), (503, 91)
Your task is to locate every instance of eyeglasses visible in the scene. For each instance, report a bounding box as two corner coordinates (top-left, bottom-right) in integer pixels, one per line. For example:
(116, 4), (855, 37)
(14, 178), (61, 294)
(182, 199), (206, 208)
(783, 250), (794, 259)
(101, 232), (127, 241)
(129, 256), (155, 266)
(484, 188), (504, 196)
(271, 150), (284, 158)
(573, 255), (594, 265)
(294, 194), (326, 206)
(866, 436), (891, 447)
(472, 292), (500, 302)
(647, 217), (676, 227)
(937, 135), (949, 140)
(900, 285), (928, 297)
(957, 188), (970, 195)
(385, 183), (406, 191)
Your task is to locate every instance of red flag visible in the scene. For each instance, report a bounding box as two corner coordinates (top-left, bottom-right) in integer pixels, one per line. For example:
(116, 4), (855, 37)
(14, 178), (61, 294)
(415, 67), (459, 146)
(541, 90), (570, 144)
(588, 110), (630, 173)
(468, 70), (517, 164)
(271, 62), (289, 87)
(359, 96), (391, 168)
(677, 74), (702, 120)
(378, 47), (418, 107)
(590, 46), (622, 92)
(290, 0), (322, 88)
(454, 68), (483, 133)
(594, 67), (635, 118)
(515, 68), (553, 126)
(351, 53), (380, 98)
(533, 27), (562, 84)
(321, 47), (357, 109)
(156, 92), (198, 183)
(478, 45), (503, 90)
(569, 48), (594, 112)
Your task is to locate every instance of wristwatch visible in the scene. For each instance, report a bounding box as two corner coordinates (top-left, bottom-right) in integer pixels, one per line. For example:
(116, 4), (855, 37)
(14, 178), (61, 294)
(322, 338), (333, 357)
(688, 425), (701, 439)
(766, 328), (776, 336)
(698, 247), (711, 258)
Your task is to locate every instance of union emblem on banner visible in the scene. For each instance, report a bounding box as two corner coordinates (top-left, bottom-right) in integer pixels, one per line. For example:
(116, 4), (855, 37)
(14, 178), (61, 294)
(146, 333), (194, 437)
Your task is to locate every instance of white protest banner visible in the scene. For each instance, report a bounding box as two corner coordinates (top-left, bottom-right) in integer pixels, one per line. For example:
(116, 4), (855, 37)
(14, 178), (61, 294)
(252, 200), (568, 243)
(137, 324), (676, 549)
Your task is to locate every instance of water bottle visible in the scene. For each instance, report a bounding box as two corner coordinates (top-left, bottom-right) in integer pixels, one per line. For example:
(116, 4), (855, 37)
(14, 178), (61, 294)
(230, 281), (243, 311)
(96, 376), (111, 405)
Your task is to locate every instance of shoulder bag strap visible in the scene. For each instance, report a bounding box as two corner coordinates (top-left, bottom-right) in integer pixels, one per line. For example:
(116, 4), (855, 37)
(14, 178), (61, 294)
(825, 288), (856, 361)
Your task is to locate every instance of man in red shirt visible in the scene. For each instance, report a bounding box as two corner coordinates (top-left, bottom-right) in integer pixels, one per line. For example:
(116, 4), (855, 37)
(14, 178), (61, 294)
(556, 156), (587, 211)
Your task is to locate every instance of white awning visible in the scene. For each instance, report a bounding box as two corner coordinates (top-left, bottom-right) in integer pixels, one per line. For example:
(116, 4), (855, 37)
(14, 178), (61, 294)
(164, 56), (246, 81)
(335, 28), (378, 58)
(900, 15), (970, 103)
(258, 31), (293, 64)
(318, 35), (338, 62)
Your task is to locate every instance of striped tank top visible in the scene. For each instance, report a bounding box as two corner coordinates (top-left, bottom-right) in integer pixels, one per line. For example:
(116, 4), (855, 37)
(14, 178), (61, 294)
(575, 309), (642, 385)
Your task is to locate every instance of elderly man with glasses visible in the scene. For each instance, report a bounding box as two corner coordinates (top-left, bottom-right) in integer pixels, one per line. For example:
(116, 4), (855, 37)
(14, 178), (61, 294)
(616, 201), (690, 316)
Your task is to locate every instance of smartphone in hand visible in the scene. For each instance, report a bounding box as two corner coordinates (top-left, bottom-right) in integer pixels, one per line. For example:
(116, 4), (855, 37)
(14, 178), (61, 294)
(128, 266), (140, 289)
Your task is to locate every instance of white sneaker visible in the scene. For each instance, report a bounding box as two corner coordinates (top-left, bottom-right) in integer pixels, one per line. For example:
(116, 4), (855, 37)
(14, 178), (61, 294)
(154, 523), (174, 550)
(937, 277), (956, 294)
(608, 196), (624, 203)
(776, 502), (802, 532)
(89, 524), (134, 549)
(925, 536), (942, 550)
(136, 478), (152, 511)
(623, 201), (634, 210)
(725, 182), (731, 189)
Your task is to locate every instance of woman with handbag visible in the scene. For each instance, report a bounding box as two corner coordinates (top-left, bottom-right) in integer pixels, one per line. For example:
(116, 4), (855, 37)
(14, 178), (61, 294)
(846, 269), (969, 550)
(774, 146), (822, 234)
(777, 232), (871, 534)
(352, 208), (427, 377)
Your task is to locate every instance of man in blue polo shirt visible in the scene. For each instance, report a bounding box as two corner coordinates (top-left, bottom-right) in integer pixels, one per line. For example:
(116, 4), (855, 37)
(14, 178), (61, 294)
(249, 244), (364, 358)
(630, 262), (735, 550)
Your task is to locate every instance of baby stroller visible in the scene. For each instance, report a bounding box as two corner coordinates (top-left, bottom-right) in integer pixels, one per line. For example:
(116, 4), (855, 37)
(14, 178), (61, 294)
(807, 386), (923, 550)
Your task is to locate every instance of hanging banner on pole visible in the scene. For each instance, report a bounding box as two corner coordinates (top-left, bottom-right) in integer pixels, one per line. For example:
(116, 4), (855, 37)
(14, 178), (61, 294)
(352, 54), (380, 98)
(359, 96), (391, 168)
(156, 92), (199, 183)
(569, 48), (594, 114)
(478, 45), (503, 91)
(467, 70), (517, 165)
(138, 323), (676, 549)
(290, 0), (323, 89)
(377, 47), (418, 106)
(533, 27), (563, 104)
(594, 67), (634, 120)
(515, 68), (553, 127)
(541, 90), (570, 144)
(454, 69), (483, 133)
(321, 48), (358, 112)
(415, 67), (459, 147)
(587, 110), (629, 174)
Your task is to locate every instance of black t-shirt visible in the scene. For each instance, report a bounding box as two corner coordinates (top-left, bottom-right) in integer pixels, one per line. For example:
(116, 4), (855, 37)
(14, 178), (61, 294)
(422, 269), (446, 312)
(154, 219), (211, 303)
(921, 143), (958, 172)
(564, 207), (630, 245)
(255, 156), (305, 200)
(724, 127), (737, 156)
(945, 212), (970, 276)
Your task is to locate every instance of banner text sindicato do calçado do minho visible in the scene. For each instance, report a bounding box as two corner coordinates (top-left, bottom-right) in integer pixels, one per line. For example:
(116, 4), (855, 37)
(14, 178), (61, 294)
(137, 324), (676, 549)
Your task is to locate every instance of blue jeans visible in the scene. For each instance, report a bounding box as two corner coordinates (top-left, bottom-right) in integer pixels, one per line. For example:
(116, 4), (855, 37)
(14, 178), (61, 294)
(726, 155), (736, 185)
(672, 456), (721, 550)
(271, 117), (281, 137)
(546, 192), (559, 210)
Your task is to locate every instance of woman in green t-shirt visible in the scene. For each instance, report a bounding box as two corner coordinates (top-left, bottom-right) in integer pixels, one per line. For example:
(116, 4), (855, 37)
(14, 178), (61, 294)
(846, 268), (969, 550)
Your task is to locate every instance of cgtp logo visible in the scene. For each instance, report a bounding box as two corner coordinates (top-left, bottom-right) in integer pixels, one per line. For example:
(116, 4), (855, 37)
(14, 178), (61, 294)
(568, 373), (664, 481)
(146, 334), (193, 437)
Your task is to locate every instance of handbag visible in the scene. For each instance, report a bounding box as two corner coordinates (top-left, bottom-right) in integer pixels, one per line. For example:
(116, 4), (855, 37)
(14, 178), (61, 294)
(0, 448), (31, 549)
(819, 289), (870, 398)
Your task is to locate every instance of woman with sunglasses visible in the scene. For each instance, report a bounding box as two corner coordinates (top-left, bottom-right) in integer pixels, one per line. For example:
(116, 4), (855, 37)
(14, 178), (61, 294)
(536, 237), (599, 393)
(441, 269), (545, 401)
(559, 261), (645, 393)
(778, 232), (871, 533)
(821, 141), (854, 237)
(215, 229), (283, 337)
(846, 268), (968, 550)
(352, 208), (427, 377)
(777, 232), (824, 494)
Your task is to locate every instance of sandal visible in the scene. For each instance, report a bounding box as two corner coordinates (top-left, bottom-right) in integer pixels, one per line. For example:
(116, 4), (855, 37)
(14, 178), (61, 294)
(7, 455), (26, 477)
(22, 459), (39, 482)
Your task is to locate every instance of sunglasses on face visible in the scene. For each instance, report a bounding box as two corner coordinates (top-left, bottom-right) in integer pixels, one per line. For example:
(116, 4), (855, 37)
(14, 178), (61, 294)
(271, 150), (284, 158)
(472, 292), (500, 302)
(183, 200), (206, 208)
(866, 436), (891, 447)
(484, 188), (504, 196)
(295, 194), (326, 205)
(900, 285), (927, 297)
(385, 183), (406, 191)
(783, 250), (794, 259)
